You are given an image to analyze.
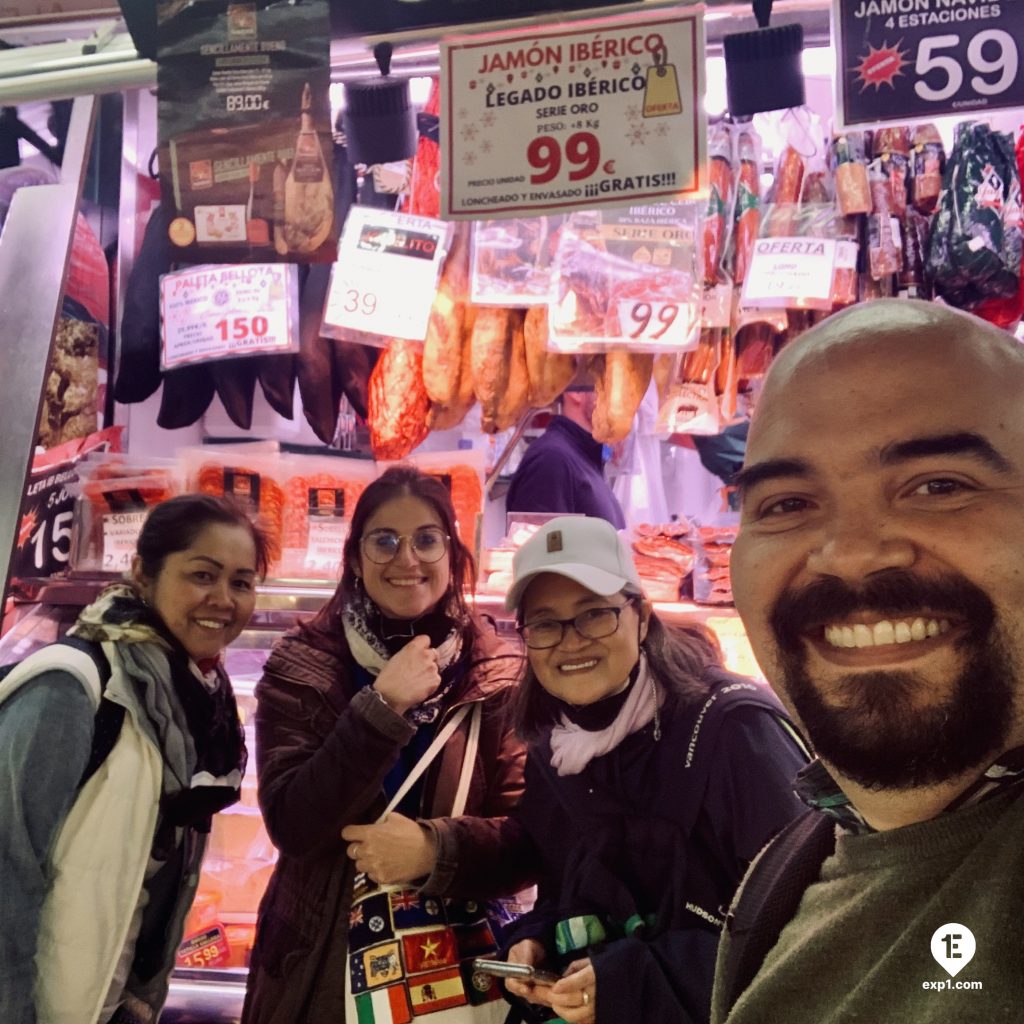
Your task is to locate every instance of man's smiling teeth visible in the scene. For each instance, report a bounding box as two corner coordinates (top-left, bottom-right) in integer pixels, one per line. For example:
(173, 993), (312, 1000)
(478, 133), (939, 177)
(559, 659), (599, 672)
(195, 619), (229, 630)
(823, 618), (951, 649)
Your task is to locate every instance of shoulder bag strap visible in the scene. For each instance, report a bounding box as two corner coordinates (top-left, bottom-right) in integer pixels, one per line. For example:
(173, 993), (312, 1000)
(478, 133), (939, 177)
(718, 809), (836, 1014)
(376, 702), (472, 822)
(450, 702), (483, 818)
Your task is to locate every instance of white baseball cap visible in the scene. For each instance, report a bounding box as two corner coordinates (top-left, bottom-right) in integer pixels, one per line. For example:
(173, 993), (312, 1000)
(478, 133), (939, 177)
(505, 516), (643, 612)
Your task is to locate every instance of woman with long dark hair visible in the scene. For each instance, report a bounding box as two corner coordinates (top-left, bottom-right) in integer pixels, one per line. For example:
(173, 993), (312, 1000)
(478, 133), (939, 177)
(244, 466), (528, 1024)
(497, 516), (808, 1024)
(0, 493), (267, 1024)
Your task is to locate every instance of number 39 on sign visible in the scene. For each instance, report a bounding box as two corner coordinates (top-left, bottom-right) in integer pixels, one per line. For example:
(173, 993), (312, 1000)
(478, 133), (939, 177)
(835, 0), (1024, 125)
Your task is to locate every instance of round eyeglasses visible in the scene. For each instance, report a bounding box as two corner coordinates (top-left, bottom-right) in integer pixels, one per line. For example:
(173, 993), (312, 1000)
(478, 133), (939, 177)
(517, 600), (635, 650)
(361, 527), (450, 565)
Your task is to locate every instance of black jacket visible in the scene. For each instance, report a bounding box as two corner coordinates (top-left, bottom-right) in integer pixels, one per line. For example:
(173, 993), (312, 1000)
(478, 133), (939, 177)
(502, 670), (808, 1024)
(506, 416), (626, 528)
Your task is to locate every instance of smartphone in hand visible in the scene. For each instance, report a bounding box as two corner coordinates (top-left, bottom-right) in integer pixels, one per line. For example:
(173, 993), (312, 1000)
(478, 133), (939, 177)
(473, 958), (561, 986)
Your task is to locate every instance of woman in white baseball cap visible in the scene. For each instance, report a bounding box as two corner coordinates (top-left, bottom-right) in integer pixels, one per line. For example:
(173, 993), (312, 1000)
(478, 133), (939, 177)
(496, 516), (808, 1024)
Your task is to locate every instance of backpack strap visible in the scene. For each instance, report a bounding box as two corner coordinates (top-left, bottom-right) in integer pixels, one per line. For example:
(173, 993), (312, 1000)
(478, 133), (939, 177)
(53, 637), (121, 789)
(716, 809), (837, 1016)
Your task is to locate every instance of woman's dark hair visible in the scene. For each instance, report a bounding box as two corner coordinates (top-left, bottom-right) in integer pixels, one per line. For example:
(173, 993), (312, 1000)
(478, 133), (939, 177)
(304, 466), (476, 645)
(135, 493), (271, 579)
(514, 582), (723, 741)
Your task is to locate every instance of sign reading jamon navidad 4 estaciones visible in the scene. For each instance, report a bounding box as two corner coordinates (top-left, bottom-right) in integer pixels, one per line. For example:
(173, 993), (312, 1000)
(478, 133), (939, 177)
(440, 9), (706, 219)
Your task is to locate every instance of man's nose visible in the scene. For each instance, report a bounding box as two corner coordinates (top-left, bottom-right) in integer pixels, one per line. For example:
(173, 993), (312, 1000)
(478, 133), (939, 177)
(806, 509), (916, 583)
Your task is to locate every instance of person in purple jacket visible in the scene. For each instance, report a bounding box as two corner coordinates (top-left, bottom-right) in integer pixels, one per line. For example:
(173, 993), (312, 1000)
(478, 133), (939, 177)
(505, 388), (626, 529)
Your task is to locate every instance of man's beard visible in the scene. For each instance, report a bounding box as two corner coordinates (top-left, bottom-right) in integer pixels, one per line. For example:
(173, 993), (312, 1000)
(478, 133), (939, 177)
(769, 570), (1017, 790)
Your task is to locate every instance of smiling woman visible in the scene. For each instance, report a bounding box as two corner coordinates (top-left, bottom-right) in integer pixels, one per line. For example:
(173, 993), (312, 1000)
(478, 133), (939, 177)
(493, 515), (809, 1024)
(243, 466), (529, 1024)
(0, 493), (268, 1024)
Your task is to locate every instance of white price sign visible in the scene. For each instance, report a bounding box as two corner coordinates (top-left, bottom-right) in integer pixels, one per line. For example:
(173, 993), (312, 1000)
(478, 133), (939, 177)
(102, 510), (148, 573)
(305, 516), (348, 576)
(614, 299), (698, 351)
(160, 264), (299, 370)
(741, 237), (838, 310)
(322, 208), (451, 343)
(441, 9), (706, 218)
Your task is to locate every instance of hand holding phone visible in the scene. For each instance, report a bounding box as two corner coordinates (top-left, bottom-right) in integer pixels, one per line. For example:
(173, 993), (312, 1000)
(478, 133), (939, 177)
(473, 958), (561, 986)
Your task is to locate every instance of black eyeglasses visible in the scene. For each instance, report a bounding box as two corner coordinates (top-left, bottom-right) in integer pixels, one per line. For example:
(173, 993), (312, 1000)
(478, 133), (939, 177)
(517, 599), (635, 650)
(361, 527), (450, 565)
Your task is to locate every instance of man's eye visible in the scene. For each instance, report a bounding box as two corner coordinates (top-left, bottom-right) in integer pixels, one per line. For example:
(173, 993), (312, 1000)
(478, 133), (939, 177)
(761, 496), (810, 517)
(913, 478), (969, 496)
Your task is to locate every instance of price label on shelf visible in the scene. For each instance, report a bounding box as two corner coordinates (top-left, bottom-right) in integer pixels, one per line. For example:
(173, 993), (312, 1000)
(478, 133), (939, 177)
(322, 208), (451, 343)
(741, 237), (838, 310)
(160, 263), (299, 370)
(176, 926), (231, 970)
(834, 0), (1024, 126)
(101, 510), (148, 574)
(305, 516), (348, 576)
(440, 8), (706, 218)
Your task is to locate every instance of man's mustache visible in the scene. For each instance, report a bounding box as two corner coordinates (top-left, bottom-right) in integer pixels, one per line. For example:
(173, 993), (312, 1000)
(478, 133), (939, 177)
(770, 570), (996, 652)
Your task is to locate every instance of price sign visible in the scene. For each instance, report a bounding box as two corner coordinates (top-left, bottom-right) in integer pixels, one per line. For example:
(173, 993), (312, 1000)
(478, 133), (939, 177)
(834, 0), (1024, 126)
(160, 263), (299, 370)
(176, 925), (231, 969)
(322, 208), (451, 343)
(615, 299), (697, 350)
(440, 9), (706, 218)
(742, 237), (838, 310)
(305, 516), (348, 577)
(101, 510), (148, 574)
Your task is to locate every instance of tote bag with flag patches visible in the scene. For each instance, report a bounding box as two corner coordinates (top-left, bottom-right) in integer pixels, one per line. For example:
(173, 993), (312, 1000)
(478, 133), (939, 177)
(344, 701), (516, 1023)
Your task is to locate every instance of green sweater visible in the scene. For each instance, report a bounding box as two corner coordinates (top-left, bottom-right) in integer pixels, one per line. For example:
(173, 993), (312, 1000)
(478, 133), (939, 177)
(714, 786), (1024, 1024)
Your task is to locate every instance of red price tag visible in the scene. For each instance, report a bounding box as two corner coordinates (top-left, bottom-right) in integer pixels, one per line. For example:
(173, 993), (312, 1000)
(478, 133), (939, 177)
(176, 925), (231, 969)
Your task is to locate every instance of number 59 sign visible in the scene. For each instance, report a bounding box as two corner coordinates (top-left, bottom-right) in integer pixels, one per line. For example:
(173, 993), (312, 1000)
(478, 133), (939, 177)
(834, 0), (1024, 126)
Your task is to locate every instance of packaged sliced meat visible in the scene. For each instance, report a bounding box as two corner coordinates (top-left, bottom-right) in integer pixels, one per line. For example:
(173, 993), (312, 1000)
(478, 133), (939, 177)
(732, 126), (762, 284)
(910, 123), (945, 215)
(831, 131), (871, 216)
(703, 122), (735, 286)
(867, 159), (903, 280)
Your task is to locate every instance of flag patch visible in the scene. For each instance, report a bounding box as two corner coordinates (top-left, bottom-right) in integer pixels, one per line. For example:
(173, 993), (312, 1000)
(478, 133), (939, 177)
(460, 959), (503, 1005)
(402, 926), (459, 975)
(354, 983), (412, 1024)
(390, 889), (447, 929)
(350, 892), (395, 952)
(408, 967), (467, 1015)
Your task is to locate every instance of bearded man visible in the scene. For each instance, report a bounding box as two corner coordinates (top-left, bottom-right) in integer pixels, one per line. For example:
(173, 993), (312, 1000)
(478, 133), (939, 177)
(712, 298), (1024, 1023)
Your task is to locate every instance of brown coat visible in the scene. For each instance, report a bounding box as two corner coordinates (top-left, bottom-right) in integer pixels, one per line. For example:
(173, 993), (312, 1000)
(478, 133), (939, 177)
(241, 615), (529, 1024)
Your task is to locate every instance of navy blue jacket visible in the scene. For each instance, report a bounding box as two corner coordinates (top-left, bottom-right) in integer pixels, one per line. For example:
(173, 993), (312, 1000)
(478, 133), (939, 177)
(502, 670), (808, 1024)
(505, 416), (626, 529)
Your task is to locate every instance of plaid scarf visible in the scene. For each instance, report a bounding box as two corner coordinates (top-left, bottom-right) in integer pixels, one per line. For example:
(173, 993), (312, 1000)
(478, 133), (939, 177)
(341, 588), (464, 725)
(796, 749), (1024, 836)
(69, 583), (246, 830)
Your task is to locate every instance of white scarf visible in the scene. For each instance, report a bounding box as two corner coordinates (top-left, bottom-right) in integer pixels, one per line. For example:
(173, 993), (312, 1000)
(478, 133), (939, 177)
(548, 654), (663, 776)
